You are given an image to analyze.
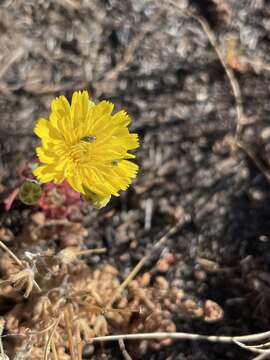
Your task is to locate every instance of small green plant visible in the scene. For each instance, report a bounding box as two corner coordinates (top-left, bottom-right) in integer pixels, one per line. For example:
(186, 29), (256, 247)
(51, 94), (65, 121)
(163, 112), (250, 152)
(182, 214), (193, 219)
(19, 180), (42, 206)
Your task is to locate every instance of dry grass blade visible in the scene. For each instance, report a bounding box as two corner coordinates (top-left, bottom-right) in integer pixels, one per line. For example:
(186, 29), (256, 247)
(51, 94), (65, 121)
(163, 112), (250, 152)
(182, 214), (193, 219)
(0, 241), (23, 266)
(167, 1), (244, 138)
(64, 305), (76, 360)
(0, 48), (25, 80)
(51, 338), (59, 360)
(91, 330), (270, 345)
(236, 141), (270, 182)
(96, 7), (164, 92)
(75, 322), (82, 360)
(108, 214), (189, 307)
(118, 339), (133, 360)
(233, 339), (270, 354)
(76, 248), (107, 256)
(0, 241), (41, 292)
(43, 316), (61, 360)
(0, 318), (7, 359)
(168, 1), (270, 182)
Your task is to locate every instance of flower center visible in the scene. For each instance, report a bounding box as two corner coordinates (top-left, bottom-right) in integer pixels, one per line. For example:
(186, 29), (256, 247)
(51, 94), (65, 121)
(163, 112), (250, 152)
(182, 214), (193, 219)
(68, 135), (96, 163)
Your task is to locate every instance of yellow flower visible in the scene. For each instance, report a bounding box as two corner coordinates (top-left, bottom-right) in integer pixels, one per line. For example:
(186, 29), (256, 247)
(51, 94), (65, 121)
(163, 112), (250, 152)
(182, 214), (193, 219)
(33, 90), (139, 208)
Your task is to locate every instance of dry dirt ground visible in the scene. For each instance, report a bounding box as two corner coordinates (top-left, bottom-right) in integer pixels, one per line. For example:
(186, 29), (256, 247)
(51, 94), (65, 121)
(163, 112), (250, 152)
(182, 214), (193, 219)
(1, 0), (270, 359)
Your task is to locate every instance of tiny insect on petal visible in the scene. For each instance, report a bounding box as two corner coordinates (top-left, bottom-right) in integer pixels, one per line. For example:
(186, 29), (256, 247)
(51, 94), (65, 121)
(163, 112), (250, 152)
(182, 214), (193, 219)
(81, 135), (97, 143)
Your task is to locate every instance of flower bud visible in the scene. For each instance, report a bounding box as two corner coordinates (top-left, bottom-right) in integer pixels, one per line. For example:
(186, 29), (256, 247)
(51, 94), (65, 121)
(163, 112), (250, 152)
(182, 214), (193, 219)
(19, 181), (42, 205)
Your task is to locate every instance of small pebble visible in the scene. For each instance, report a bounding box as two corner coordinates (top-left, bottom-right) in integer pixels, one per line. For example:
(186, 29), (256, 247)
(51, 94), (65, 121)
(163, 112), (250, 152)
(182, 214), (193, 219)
(156, 258), (170, 273)
(31, 212), (45, 225)
(155, 276), (169, 290)
(194, 270), (207, 281)
(139, 272), (151, 287)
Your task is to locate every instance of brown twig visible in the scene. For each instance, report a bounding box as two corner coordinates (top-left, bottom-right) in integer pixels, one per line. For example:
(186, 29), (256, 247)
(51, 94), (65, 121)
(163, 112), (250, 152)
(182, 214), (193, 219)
(245, 57), (270, 73)
(168, 1), (244, 138)
(51, 338), (59, 360)
(118, 338), (133, 360)
(75, 322), (82, 360)
(0, 240), (23, 266)
(64, 304), (76, 360)
(0, 318), (7, 359)
(108, 214), (190, 307)
(96, 8), (164, 93)
(77, 248), (107, 256)
(43, 316), (61, 360)
(91, 329), (270, 344)
(236, 141), (270, 182)
(168, 1), (270, 182)
(233, 338), (270, 354)
(0, 48), (25, 80)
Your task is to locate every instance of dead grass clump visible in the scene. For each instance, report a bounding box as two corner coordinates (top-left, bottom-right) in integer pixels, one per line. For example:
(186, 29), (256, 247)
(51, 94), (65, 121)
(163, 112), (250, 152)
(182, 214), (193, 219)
(0, 235), (224, 359)
(0, 244), (176, 359)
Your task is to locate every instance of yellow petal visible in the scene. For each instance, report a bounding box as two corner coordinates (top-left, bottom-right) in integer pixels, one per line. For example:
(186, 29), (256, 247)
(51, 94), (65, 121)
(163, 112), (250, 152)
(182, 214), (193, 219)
(116, 160), (139, 178)
(34, 118), (62, 141)
(36, 147), (57, 164)
(33, 165), (55, 183)
(67, 175), (84, 194)
(51, 95), (71, 119)
(112, 110), (131, 127)
(86, 101), (114, 132)
(50, 95), (74, 142)
(113, 133), (139, 150)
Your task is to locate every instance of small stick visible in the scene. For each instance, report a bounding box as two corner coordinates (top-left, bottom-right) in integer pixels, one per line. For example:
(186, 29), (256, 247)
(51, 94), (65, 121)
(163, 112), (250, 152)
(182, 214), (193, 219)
(1, 319), (59, 338)
(108, 214), (189, 307)
(64, 304), (76, 360)
(91, 330), (270, 344)
(167, 2), (244, 139)
(118, 339), (133, 360)
(188, 9), (244, 139)
(43, 316), (61, 360)
(0, 318), (6, 358)
(96, 8), (164, 92)
(168, 1), (270, 182)
(233, 339), (270, 354)
(0, 48), (25, 80)
(104, 11), (162, 82)
(76, 248), (107, 256)
(0, 241), (22, 266)
(236, 141), (270, 182)
(75, 322), (82, 360)
(244, 57), (270, 73)
(51, 338), (59, 360)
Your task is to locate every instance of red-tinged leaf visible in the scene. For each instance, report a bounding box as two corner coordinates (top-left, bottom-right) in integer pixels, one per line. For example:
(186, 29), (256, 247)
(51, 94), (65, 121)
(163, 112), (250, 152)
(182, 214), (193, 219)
(4, 188), (20, 211)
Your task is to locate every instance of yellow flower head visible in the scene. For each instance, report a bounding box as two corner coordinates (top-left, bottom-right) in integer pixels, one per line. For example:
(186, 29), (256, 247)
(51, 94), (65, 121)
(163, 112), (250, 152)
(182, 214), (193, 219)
(33, 90), (139, 208)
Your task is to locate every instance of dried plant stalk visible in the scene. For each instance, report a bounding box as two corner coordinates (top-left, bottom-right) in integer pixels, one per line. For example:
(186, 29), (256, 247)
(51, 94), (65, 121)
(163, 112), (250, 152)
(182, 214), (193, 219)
(64, 305), (76, 360)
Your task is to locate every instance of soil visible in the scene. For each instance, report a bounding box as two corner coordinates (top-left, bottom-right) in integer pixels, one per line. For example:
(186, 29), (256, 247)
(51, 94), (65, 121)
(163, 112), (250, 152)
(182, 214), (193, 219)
(1, 0), (270, 359)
